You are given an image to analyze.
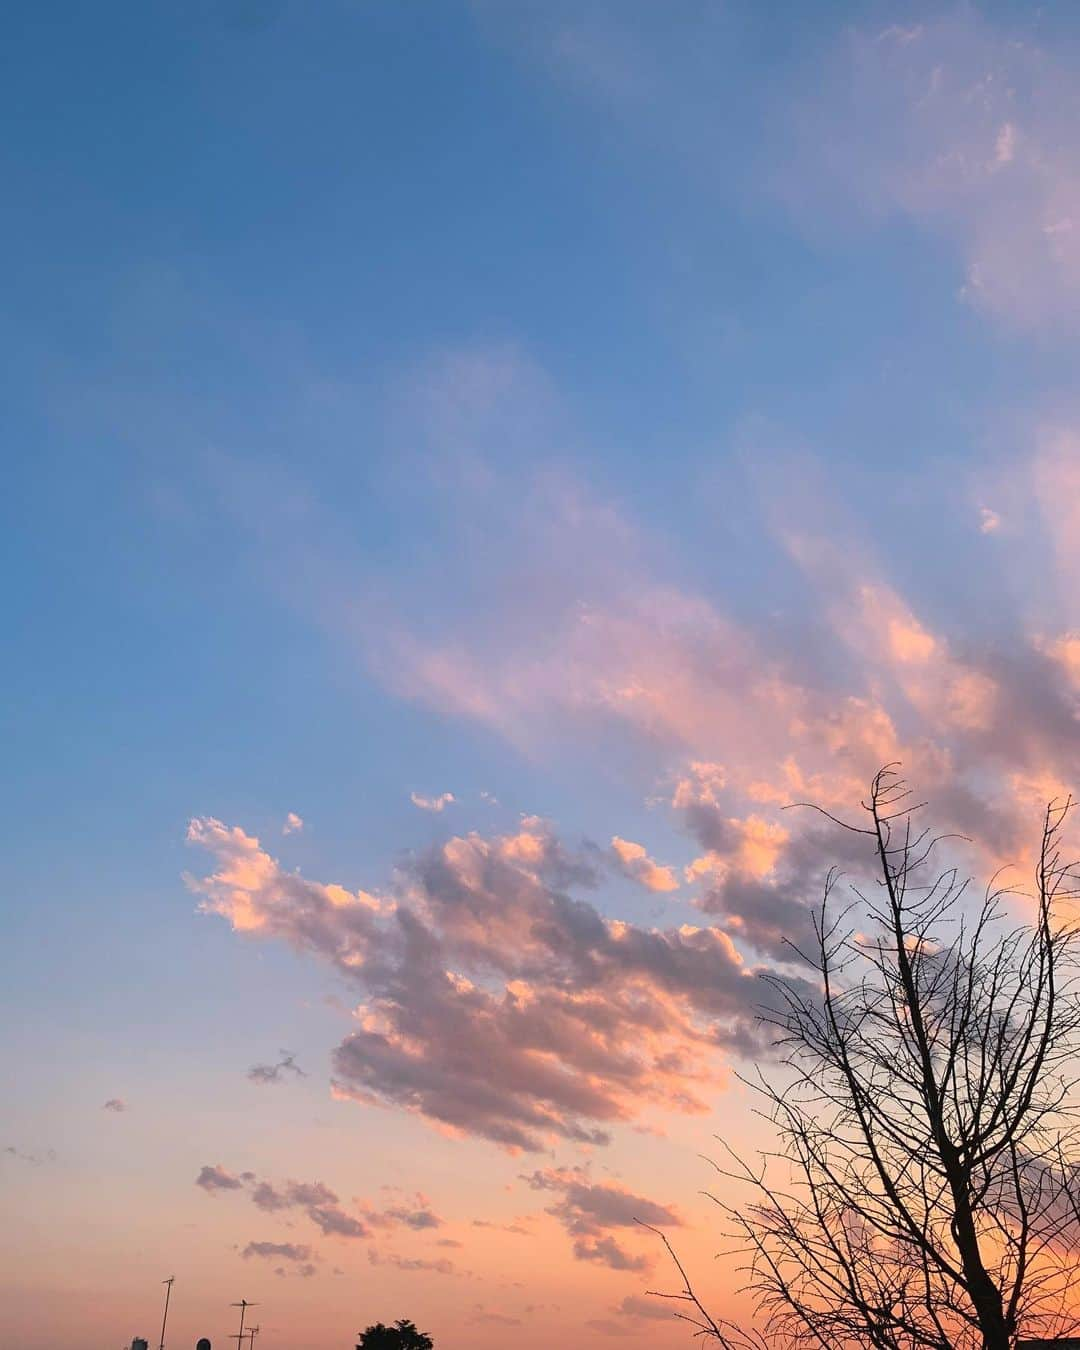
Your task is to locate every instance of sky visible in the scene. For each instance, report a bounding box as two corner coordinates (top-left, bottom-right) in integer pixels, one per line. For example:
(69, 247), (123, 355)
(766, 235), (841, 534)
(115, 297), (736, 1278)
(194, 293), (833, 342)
(6, 1), (1080, 1347)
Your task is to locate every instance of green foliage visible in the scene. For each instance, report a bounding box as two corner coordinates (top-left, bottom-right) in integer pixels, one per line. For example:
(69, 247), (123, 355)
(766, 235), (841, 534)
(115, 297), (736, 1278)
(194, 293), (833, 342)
(356, 1319), (434, 1350)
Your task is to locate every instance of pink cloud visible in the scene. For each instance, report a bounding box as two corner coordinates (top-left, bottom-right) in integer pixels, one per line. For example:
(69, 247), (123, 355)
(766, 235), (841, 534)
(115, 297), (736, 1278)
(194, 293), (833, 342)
(187, 814), (785, 1152)
(410, 791), (455, 813)
(609, 836), (678, 892)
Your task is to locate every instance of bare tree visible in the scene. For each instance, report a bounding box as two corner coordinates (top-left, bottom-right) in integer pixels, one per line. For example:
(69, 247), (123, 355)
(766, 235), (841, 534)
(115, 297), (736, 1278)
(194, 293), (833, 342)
(666, 768), (1080, 1350)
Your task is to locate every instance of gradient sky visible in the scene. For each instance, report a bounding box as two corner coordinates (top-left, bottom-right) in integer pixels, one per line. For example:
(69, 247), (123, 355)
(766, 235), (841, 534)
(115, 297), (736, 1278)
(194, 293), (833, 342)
(7, 2), (1080, 1348)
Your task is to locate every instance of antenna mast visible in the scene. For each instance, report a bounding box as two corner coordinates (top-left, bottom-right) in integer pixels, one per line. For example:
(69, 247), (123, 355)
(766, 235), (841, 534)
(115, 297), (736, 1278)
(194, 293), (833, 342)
(158, 1277), (175, 1350)
(230, 1299), (258, 1350)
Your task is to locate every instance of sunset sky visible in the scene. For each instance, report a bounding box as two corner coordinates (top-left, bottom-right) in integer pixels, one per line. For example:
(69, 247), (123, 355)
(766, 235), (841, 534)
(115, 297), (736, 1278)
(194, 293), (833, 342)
(8, 3), (1080, 1348)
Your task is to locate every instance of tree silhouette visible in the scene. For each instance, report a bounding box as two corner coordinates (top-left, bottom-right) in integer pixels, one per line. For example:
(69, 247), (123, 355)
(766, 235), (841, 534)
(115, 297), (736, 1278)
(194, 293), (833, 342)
(356, 1319), (433, 1350)
(653, 768), (1080, 1350)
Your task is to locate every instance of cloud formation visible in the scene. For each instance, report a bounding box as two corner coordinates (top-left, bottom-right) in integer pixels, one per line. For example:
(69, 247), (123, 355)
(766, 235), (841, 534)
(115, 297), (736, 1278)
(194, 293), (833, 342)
(197, 1167), (448, 1247)
(523, 1166), (680, 1271)
(188, 813), (789, 1153)
(102, 1098), (127, 1113)
(196, 1166), (369, 1239)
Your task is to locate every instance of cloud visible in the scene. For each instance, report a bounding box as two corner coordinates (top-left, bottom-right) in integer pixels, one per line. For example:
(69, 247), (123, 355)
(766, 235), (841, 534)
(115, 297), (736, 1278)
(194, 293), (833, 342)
(469, 1306), (522, 1327)
(586, 1318), (631, 1337)
(243, 1240), (313, 1264)
(523, 1166), (679, 1270)
(196, 1166), (370, 1239)
(188, 813), (786, 1153)
(792, 11), (1080, 333)
(609, 837), (678, 892)
(3, 1145), (56, 1166)
(283, 812), (304, 835)
(195, 1164), (247, 1193)
(185, 410), (1080, 1168)
(102, 1098), (127, 1113)
(368, 1250), (459, 1276)
(617, 1294), (672, 1322)
(979, 506), (1001, 535)
(410, 791), (456, 813)
(363, 1204), (442, 1232)
(472, 1219), (529, 1235)
(247, 1051), (306, 1086)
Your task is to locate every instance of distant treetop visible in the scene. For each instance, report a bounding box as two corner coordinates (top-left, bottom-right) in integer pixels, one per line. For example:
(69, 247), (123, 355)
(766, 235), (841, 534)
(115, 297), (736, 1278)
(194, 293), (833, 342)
(357, 1319), (434, 1350)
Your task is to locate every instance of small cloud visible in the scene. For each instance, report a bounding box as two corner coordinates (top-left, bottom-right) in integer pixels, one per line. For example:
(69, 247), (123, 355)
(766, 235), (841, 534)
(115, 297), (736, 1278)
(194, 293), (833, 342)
(243, 1240), (313, 1263)
(102, 1098), (127, 1113)
(368, 1250), (460, 1276)
(994, 122), (1017, 166)
(979, 506), (1002, 534)
(248, 1051), (307, 1086)
(410, 791), (455, 813)
(609, 836), (679, 893)
(617, 1295), (672, 1322)
(469, 1306), (522, 1327)
(195, 1164), (246, 1193)
(283, 812), (304, 835)
(4, 1145), (56, 1166)
(480, 790), (499, 805)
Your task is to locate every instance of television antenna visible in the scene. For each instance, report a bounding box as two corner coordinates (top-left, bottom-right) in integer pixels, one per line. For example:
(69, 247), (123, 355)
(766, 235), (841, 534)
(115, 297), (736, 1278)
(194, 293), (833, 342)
(158, 1277), (175, 1350)
(248, 1325), (260, 1350)
(230, 1300), (259, 1350)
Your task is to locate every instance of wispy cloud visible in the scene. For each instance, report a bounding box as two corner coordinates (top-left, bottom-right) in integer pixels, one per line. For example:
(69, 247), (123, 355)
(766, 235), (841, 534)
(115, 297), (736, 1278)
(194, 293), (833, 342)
(523, 1165), (680, 1271)
(791, 11), (1080, 333)
(410, 791), (455, 813)
(247, 1050), (306, 1086)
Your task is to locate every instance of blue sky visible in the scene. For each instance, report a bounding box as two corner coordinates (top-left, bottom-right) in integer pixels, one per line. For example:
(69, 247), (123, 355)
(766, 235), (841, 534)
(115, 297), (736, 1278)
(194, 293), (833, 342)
(7, 3), (1080, 1347)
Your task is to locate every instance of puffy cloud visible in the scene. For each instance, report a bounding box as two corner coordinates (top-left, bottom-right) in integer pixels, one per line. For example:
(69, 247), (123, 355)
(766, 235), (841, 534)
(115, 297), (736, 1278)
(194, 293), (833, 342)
(309, 1206), (368, 1239)
(102, 1098), (127, 1113)
(523, 1165), (680, 1270)
(189, 814), (785, 1154)
(195, 1164), (246, 1194)
(247, 1051), (306, 1086)
(283, 812), (304, 835)
(609, 837), (678, 893)
(411, 791), (456, 813)
(185, 816), (384, 953)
